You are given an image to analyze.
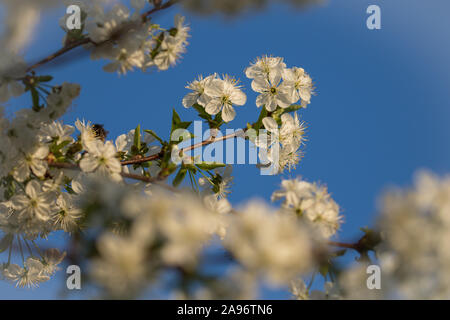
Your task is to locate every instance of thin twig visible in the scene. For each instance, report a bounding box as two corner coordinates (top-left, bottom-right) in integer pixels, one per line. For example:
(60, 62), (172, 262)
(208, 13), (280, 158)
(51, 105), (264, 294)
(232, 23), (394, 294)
(327, 241), (359, 251)
(47, 160), (177, 191)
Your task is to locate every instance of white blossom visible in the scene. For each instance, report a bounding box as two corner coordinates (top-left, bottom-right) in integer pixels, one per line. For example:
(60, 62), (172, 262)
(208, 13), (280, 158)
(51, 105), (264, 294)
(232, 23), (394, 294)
(282, 67), (314, 106)
(182, 74), (216, 108)
(79, 140), (122, 181)
(252, 75), (294, 111)
(2, 257), (49, 288)
(12, 146), (49, 182)
(224, 201), (314, 285)
(203, 76), (247, 122)
(11, 180), (55, 222)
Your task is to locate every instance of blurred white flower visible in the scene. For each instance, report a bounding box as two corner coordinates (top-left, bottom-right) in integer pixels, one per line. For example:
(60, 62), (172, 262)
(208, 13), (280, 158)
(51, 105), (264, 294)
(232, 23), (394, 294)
(12, 146), (49, 182)
(225, 201), (314, 285)
(3, 257), (49, 288)
(272, 177), (341, 238)
(11, 180), (55, 222)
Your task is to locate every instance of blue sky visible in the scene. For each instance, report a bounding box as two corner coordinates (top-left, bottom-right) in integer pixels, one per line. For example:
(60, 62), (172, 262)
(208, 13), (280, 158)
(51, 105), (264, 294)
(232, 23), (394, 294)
(1, 0), (450, 298)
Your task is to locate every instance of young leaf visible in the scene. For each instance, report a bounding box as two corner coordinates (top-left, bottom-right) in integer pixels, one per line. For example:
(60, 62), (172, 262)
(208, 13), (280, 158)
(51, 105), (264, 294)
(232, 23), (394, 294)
(134, 124), (141, 151)
(30, 87), (40, 111)
(172, 167), (187, 187)
(196, 162), (226, 170)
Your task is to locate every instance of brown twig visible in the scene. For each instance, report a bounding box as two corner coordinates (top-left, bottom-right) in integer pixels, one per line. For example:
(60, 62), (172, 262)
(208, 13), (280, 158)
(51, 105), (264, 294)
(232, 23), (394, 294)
(47, 160), (176, 191)
(327, 241), (359, 251)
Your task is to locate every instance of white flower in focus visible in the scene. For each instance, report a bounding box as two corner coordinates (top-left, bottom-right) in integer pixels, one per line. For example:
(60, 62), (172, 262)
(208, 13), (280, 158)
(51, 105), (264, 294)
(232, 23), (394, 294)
(79, 140), (122, 181)
(245, 55), (286, 84)
(252, 75), (293, 111)
(282, 67), (314, 106)
(12, 146), (49, 182)
(75, 119), (97, 148)
(182, 74), (216, 108)
(203, 76), (246, 122)
(255, 114), (305, 174)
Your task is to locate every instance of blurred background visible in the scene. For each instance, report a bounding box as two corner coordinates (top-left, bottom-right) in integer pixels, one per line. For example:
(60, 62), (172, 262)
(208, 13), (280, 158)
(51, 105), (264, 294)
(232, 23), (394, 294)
(1, 0), (450, 298)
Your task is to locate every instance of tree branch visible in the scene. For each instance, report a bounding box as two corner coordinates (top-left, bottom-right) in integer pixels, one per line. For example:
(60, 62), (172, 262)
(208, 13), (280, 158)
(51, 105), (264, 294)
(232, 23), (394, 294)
(26, 0), (181, 72)
(121, 128), (247, 166)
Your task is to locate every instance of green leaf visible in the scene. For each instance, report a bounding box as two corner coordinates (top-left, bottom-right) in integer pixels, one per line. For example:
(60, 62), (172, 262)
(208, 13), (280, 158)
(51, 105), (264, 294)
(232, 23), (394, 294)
(283, 104), (303, 113)
(172, 167), (187, 187)
(0, 233), (13, 253)
(192, 103), (212, 121)
(319, 264), (329, 278)
(30, 87), (40, 111)
(36, 75), (53, 83)
(195, 162), (226, 170)
(171, 109), (192, 134)
(56, 140), (72, 150)
(134, 124), (141, 151)
(272, 104), (303, 125)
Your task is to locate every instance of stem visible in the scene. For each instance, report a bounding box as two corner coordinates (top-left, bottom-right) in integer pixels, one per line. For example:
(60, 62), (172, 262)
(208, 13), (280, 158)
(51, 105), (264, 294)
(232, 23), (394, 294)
(23, 238), (34, 257)
(7, 238), (13, 266)
(17, 236), (25, 265)
(47, 161), (177, 192)
(327, 241), (359, 251)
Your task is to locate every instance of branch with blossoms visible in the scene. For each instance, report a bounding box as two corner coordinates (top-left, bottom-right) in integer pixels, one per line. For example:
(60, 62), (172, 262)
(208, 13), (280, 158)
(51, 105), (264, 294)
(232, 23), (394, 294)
(0, 0), (447, 301)
(0, 0), (375, 298)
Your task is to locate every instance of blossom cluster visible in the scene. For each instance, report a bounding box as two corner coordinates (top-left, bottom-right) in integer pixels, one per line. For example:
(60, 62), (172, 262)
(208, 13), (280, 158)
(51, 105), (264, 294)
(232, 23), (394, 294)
(58, 0), (190, 74)
(70, 176), (329, 298)
(2, 0), (448, 301)
(182, 55), (313, 174)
